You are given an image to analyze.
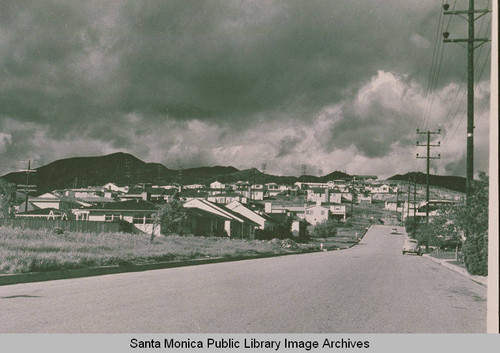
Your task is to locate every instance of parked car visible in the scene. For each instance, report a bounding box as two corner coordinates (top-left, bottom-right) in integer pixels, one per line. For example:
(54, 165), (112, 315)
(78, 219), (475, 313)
(402, 239), (422, 255)
(390, 228), (398, 234)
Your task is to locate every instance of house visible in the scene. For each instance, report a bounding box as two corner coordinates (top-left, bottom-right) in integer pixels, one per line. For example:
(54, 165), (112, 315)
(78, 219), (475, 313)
(182, 208), (229, 237)
(357, 194), (372, 204)
(250, 184), (265, 200)
(182, 184), (204, 190)
(55, 187), (116, 204)
(18, 192), (89, 212)
(209, 181), (226, 190)
(366, 184), (393, 194)
(207, 193), (248, 204)
(183, 199), (258, 239)
(72, 199), (160, 236)
(306, 188), (343, 204)
(103, 182), (129, 193)
(304, 203), (331, 226)
(384, 198), (405, 212)
(267, 212), (309, 238)
(294, 181), (329, 189)
(327, 203), (347, 220)
(225, 200), (279, 231)
(15, 208), (70, 220)
(265, 183), (281, 197)
(264, 202), (307, 219)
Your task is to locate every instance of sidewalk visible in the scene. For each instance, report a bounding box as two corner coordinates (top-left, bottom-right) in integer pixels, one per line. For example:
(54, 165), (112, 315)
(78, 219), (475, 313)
(422, 254), (487, 287)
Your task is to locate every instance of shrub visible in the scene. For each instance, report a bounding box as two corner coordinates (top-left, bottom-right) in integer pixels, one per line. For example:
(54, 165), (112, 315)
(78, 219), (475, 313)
(463, 231), (488, 276)
(313, 219), (338, 238)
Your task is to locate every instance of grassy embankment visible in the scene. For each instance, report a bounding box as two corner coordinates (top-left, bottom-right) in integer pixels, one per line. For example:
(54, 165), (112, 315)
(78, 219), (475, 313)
(0, 226), (318, 274)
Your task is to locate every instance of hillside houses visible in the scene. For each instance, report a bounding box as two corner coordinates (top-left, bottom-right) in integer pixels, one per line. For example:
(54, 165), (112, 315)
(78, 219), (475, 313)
(9, 177), (381, 238)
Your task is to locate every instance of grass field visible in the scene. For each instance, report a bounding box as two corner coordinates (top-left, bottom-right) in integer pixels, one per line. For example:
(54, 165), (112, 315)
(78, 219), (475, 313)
(0, 202), (399, 274)
(0, 226), (318, 274)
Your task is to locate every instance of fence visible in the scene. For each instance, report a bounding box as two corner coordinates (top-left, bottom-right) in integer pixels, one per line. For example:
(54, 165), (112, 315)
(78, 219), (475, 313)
(0, 218), (121, 234)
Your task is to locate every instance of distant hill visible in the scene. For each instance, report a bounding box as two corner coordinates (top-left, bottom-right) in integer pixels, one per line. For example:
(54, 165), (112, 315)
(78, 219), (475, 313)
(0, 153), (237, 194)
(0, 152), (354, 195)
(388, 172), (466, 193)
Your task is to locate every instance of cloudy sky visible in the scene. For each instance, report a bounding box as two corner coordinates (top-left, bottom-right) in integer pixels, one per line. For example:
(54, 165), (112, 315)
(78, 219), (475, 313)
(0, 0), (493, 179)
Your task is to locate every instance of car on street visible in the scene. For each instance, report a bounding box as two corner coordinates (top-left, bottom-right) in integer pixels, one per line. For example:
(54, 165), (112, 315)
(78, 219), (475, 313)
(402, 238), (422, 255)
(390, 228), (398, 234)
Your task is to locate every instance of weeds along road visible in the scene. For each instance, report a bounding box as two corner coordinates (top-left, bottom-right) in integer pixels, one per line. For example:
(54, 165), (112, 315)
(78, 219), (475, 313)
(0, 225), (486, 333)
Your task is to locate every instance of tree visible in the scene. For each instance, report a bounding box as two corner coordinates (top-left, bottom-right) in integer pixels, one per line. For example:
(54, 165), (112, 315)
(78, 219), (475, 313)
(153, 199), (186, 241)
(457, 172), (488, 275)
(313, 219), (338, 238)
(417, 172), (488, 275)
(0, 178), (17, 218)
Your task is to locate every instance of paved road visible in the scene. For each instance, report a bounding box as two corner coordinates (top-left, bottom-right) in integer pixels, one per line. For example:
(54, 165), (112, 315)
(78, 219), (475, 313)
(0, 225), (486, 333)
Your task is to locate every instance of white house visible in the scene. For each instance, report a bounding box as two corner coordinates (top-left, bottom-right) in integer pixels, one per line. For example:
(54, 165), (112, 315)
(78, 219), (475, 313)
(226, 200), (278, 231)
(72, 199), (160, 236)
(210, 181), (226, 189)
(103, 182), (129, 193)
(304, 203), (330, 226)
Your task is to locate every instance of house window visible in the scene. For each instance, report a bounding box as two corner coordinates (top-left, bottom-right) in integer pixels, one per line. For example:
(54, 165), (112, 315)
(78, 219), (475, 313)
(321, 210), (325, 215)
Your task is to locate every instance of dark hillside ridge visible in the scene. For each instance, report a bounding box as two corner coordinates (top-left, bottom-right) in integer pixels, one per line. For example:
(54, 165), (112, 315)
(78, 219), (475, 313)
(388, 172), (466, 193)
(2, 152), (465, 194)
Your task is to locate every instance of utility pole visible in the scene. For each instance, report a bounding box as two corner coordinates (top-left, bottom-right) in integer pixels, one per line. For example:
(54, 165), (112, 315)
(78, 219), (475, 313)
(417, 129), (441, 222)
(406, 179), (411, 220)
(17, 160), (37, 212)
(395, 185), (400, 222)
(443, 1), (491, 204)
(261, 163), (267, 175)
(413, 176), (417, 218)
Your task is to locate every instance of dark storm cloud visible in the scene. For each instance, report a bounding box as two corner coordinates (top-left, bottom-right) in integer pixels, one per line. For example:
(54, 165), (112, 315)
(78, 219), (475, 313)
(0, 0), (492, 177)
(276, 135), (302, 158)
(0, 0), (457, 132)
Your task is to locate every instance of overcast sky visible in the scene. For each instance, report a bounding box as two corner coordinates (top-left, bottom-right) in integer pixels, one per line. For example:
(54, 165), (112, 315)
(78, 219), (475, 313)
(0, 0), (493, 179)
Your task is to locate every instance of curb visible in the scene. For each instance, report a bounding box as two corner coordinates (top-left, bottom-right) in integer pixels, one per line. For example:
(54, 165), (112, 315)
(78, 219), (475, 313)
(422, 254), (487, 287)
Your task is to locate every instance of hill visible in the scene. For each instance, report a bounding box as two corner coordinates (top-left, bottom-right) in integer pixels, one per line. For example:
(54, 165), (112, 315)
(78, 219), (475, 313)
(0, 153), (237, 194)
(0, 152), (355, 194)
(388, 172), (466, 193)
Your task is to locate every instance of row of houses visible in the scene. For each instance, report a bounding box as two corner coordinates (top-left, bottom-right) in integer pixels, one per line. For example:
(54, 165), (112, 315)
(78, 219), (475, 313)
(12, 179), (348, 238)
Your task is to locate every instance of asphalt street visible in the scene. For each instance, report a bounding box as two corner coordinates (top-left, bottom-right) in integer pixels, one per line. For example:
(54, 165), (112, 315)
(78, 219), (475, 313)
(0, 225), (487, 333)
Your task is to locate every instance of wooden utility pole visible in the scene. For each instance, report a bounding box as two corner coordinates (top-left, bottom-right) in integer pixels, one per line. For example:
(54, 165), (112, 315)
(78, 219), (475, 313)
(17, 160), (37, 212)
(413, 177), (417, 218)
(417, 130), (441, 222)
(406, 179), (411, 220)
(443, 1), (491, 204)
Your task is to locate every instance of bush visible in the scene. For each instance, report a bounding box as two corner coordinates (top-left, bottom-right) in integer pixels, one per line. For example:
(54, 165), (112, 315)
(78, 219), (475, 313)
(462, 231), (488, 276)
(313, 219), (338, 238)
